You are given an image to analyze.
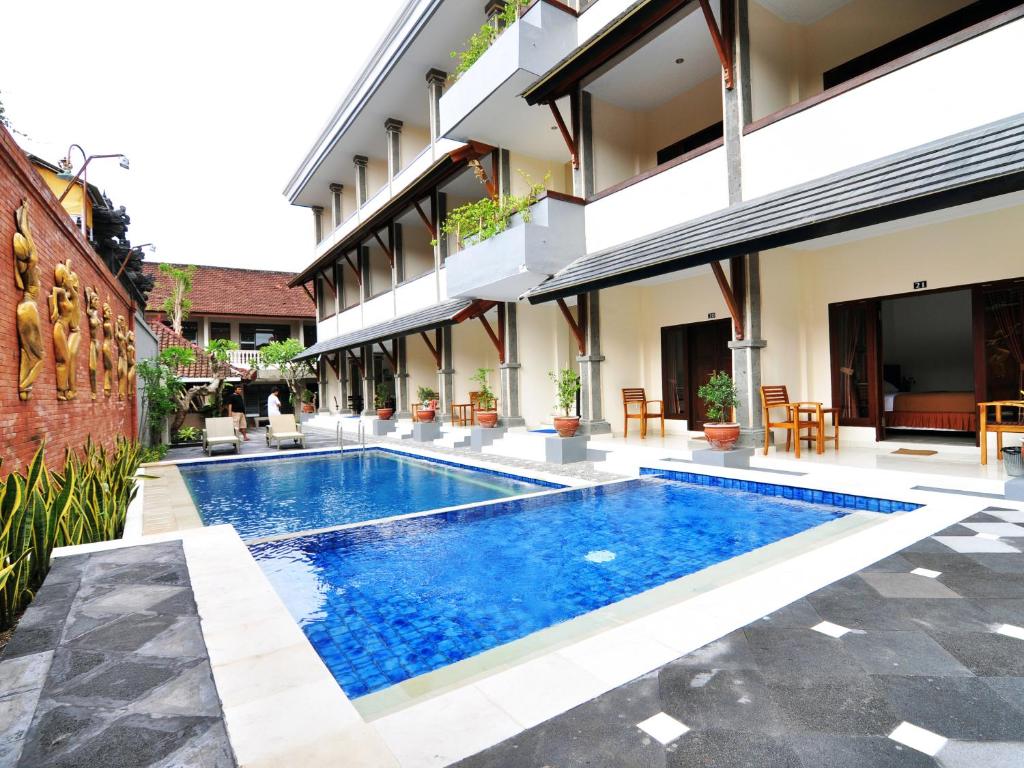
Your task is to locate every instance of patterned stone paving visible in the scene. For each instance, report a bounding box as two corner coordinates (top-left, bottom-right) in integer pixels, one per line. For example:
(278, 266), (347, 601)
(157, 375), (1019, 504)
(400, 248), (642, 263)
(0, 542), (235, 767)
(455, 507), (1024, 768)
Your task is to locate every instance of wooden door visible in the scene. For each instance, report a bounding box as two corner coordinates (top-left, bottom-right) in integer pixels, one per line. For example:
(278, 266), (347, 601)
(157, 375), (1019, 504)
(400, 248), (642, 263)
(661, 325), (689, 420)
(687, 319), (733, 430)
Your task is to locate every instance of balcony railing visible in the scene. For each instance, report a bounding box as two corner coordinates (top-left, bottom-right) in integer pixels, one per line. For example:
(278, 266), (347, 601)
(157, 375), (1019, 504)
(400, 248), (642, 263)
(228, 349), (264, 368)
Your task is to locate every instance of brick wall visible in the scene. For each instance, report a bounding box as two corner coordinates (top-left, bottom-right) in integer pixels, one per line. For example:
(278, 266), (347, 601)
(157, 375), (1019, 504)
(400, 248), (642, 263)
(0, 125), (136, 475)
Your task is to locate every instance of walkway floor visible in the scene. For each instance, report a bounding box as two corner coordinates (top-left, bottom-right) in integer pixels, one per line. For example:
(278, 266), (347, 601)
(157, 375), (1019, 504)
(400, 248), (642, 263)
(0, 541), (235, 767)
(454, 506), (1024, 768)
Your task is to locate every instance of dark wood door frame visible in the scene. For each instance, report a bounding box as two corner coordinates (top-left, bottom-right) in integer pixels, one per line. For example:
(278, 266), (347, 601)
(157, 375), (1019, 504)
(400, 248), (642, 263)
(661, 318), (732, 430)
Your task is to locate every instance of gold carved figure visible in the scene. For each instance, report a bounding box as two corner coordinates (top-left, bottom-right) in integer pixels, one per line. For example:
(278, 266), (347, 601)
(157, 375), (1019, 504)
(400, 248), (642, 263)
(85, 288), (101, 399)
(13, 199), (44, 400)
(126, 331), (137, 397)
(49, 260), (82, 401)
(115, 315), (128, 400)
(101, 301), (115, 398)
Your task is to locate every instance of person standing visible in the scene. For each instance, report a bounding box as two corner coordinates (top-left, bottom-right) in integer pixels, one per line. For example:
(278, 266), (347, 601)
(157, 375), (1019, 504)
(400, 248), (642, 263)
(227, 385), (249, 441)
(267, 387), (282, 417)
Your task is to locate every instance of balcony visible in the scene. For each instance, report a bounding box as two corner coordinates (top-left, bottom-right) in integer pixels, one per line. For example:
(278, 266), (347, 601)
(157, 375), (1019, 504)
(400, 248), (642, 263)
(741, 14), (1024, 200)
(228, 349), (263, 368)
(446, 194), (585, 301)
(439, 1), (577, 159)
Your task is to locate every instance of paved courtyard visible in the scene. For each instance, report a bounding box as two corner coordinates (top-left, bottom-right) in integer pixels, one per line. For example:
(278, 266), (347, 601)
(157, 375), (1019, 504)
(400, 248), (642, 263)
(0, 542), (235, 768)
(455, 506), (1024, 768)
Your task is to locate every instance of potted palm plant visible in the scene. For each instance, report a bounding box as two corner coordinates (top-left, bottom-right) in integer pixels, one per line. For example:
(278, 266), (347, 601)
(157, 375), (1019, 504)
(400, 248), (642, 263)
(549, 367), (581, 437)
(471, 368), (498, 427)
(416, 386), (437, 422)
(300, 388), (316, 413)
(697, 371), (740, 450)
(374, 383), (394, 420)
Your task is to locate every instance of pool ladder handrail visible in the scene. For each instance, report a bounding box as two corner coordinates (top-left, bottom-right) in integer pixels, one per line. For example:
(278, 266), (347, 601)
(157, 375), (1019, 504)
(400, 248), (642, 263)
(337, 418), (367, 451)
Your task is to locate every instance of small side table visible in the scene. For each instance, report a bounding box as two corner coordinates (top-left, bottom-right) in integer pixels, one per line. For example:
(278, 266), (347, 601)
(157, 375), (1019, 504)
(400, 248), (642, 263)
(450, 403), (473, 427)
(795, 403), (840, 454)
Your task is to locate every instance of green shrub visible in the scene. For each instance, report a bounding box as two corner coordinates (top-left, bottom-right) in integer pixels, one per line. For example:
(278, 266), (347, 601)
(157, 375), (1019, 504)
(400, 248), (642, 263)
(436, 174), (546, 249)
(470, 368), (496, 411)
(549, 367), (580, 417)
(697, 371), (738, 423)
(176, 426), (201, 442)
(139, 444), (168, 464)
(0, 440), (142, 629)
(450, 0), (530, 78)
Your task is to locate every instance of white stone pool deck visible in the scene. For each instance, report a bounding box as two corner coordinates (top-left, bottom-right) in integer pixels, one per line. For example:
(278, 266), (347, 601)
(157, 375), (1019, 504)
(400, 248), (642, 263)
(89, 432), (1018, 767)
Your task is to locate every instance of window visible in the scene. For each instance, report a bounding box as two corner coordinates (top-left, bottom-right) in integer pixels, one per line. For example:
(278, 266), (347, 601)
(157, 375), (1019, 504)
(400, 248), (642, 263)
(164, 319), (198, 343)
(303, 324), (317, 347)
(240, 324), (291, 350)
(210, 322), (231, 341)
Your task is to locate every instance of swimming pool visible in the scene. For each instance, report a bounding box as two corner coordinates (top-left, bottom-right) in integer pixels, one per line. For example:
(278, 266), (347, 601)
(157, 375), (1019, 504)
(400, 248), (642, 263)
(180, 450), (551, 539)
(251, 476), (906, 699)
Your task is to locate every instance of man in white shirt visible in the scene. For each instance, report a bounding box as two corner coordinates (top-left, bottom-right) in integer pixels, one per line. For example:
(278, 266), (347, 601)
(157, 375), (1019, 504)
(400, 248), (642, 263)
(267, 387), (282, 417)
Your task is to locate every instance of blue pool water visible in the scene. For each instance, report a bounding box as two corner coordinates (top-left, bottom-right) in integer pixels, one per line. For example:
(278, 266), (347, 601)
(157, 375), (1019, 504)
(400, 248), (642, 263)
(179, 450), (548, 539)
(251, 477), (876, 699)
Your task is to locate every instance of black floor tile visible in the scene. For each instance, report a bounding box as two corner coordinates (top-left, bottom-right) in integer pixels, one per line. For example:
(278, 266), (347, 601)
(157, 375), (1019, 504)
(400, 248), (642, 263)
(665, 729), (802, 768)
(928, 631), (1024, 676)
(878, 675), (1024, 741)
(974, 597), (1024, 626)
(755, 599), (822, 628)
(666, 630), (758, 670)
(743, 627), (866, 684)
(787, 734), (938, 768)
(935, 572), (1024, 599)
(659, 667), (789, 736)
(765, 676), (899, 736)
(843, 631), (972, 677)
(979, 677), (1024, 716)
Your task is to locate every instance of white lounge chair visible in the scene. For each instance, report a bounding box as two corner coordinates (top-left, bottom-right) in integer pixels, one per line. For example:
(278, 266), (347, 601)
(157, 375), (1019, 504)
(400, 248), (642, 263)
(202, 417), (240, 456)
(266, 414), (305, 449)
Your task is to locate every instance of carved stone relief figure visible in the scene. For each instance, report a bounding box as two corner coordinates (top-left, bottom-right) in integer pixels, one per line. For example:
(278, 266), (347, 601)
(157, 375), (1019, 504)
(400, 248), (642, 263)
(126, 330), (137, 397)
(49, 259), (82, 401)
(101, 301), (115, 398)
(85, 287), (101, 400)
(115, 315), (128, 400)
(13, 199), (44, 400)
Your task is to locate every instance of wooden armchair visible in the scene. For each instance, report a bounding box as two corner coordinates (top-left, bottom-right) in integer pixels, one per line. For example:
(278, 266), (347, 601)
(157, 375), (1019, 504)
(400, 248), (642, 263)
(622, 388), (664, 438)
(760, 385), (816, 458)
(978, 400), (1024, 465)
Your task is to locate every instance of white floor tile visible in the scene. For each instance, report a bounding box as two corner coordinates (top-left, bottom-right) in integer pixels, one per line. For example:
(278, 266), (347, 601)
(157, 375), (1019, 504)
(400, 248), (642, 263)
(812, 621), (850, 638)
(995, 624), (1024, 641)
(987, 510), (1024, 523)
(975, 532), (1003, 541)
(910, 568), (942, 579)
(933, 536), (1020, 553)
(889, 721), (948, 757)
(964, 522), (1024, 537)
(636, 712), (690, 745)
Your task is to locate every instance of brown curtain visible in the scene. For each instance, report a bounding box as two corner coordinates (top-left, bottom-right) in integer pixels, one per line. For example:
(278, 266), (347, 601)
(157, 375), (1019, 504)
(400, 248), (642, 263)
(839, 310), (864, 419)
(987, 288), (1024, 395)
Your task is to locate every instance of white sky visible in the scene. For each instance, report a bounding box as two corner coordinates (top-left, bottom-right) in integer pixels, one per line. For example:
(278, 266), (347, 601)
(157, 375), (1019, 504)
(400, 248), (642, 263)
(0, 0), (404, 272)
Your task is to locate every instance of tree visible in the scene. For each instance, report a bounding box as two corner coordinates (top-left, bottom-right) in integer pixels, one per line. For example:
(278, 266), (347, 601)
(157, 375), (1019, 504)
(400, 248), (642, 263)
(260, 339), (314, 407)
(158, 263), (196, 335)
(136, 347), (195, 443)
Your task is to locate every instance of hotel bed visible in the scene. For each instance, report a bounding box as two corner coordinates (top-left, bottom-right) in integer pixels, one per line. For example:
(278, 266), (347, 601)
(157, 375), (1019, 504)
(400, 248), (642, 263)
(884, 391), (976, 432)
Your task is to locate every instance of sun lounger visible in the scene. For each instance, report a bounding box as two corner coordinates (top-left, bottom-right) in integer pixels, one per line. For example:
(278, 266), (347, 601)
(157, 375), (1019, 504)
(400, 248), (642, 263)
(266, 414), (305, 449)
(202, 417), (240, 456)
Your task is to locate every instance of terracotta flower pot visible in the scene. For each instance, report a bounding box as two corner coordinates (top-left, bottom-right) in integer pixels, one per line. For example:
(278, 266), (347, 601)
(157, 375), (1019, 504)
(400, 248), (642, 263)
(476, 410), (498, 428)
(553, 416), (581, 438)
(704, 422), (740, 451)
(416, 409), (435, 423)
(376, 408), (394, 421)
(302, 403), (315, 413)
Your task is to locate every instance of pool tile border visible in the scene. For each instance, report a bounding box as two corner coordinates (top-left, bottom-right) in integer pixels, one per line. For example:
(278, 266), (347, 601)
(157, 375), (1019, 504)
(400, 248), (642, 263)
(639, 467), (921, 513)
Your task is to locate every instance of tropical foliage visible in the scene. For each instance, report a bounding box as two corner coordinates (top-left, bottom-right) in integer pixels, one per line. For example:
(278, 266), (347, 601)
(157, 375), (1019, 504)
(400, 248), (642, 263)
(259, 339), (315, 406)
(471, 367), (496, 411)
(417, 385), (438, 405)
(549, 367), (581, 416)
(157, 263), (197, 335)
(450, 0), (530, 78)
(436, 174), (546, 251)
(697, 370), (739, 423)
(1, 440), (142, 629)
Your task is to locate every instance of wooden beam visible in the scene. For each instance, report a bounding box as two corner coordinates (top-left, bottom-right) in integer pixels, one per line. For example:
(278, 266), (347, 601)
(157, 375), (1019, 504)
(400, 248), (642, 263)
(413, 200), (436, 239)
(452, 299), (497, 324)
(468, 159), (498, 201)
(348, 352), (368, 378)
(710, 260), (744, 340)
(556, 297), (586, 355)
(343, 252), (362, 285)
(420, 331), (441, 369)
(372, 231), (395, 268)
(477, 313), (505, 365)
(549, 102), (578, 169)
(301, 282), (316, 304)
(326, 351), (340, 379)
(378, 340), (396, 370)
(321, 268), (336, 296)
(699, 0), (734, 90)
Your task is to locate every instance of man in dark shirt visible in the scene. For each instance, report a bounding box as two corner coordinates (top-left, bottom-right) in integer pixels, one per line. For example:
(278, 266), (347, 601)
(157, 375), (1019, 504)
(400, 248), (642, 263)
(227, 385), (249, 441)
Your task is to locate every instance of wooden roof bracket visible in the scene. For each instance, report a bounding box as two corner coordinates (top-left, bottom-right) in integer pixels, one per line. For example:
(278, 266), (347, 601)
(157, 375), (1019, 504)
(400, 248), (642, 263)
(378, 340), (396, 369)
(549, 101), (579, 168)
(420, 330), (442, 369)
(347, 349), (366, 377)
(556, 296), (587, 355)
(477, 310), (506, 365)
(321, 268), (337, 296)
(413, 200), (436, 239)
(326, 351), (340, 378)
(343, 252), (362, 285)
(301, 282), (316, 304)
(468, 159), (499, 201)
(699, 0), (734, 90)
(372, 231), (395, 268)
(710, 260), (744, 339)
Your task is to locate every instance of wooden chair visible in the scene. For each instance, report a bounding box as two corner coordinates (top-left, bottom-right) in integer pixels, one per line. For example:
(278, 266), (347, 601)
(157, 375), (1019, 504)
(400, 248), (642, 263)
(622, 388), (664, 438)
(760, 385), (813, 458)
(978, 400), (1024, 465)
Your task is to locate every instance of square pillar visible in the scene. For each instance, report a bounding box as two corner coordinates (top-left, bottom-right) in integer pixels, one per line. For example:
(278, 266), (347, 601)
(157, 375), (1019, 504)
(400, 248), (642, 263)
(499, 302), (524, 427)
(396, 337), (411, 419)
(438, 325), (455, 423)
(353, 155), (368, 208)
(336, 352), (351, 414)
(329, 183), (344, 227)
(385, 118), (403, 180)
(577, 291), (610, 435)
(426, 69), (447, 142)
(312, 205), (324, 244)
(361, 344), (375, 416)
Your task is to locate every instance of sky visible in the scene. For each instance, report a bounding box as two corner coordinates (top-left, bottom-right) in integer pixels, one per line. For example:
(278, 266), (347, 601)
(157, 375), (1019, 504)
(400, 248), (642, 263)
(0, 0), (404, 272)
